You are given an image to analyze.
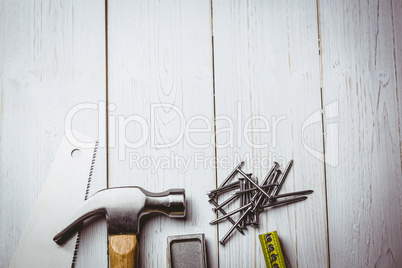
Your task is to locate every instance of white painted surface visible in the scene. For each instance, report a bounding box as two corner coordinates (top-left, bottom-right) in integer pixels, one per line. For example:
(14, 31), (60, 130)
(1, 0), (401, 267)
(106, 0), (218, 267)
(212, 0), (328, 267)
(0, 0), (107, 267)
(319, 0), (402, 267)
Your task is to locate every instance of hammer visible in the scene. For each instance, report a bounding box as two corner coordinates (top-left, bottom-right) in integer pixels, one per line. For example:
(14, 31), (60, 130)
(54, 186), (186, 268)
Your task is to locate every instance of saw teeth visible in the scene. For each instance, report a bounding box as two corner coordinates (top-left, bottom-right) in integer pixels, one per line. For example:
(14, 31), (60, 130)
(71, 141), (99, 268)
(71, 232), (81, 268)
(85, 141), (98, 200)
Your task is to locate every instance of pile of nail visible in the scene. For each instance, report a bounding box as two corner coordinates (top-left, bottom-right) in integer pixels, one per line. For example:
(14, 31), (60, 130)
(207, 160), (313, 244)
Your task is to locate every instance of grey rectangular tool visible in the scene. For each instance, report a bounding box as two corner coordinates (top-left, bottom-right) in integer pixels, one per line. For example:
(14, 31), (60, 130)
(167, 234), (207, 268)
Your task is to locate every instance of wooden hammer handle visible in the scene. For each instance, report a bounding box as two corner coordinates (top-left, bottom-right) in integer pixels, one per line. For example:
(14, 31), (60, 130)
(109, 234), (138, 268)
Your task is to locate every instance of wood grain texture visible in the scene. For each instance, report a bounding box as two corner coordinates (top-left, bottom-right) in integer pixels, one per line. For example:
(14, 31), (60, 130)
(319, 0), (402, 267)
(394, 0), (402, 194)
(0, 0), (107, 267)
(2, 1), (401, 267)
(212, 0), (329, 267)
(106, 0), (217, 267)
(109, 235), (138, 268)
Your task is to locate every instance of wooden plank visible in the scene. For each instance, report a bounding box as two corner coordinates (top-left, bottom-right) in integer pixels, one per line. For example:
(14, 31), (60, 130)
(394, 0), (402, 182)
(0, 1), (107, 267)
(212, 0), (328, 267)
(106, 0), (217, 267)
(319, 0), (402, 266)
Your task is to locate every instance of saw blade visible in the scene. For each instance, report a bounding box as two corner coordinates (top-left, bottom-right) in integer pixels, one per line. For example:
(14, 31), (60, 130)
(10, 132), (97, 268)
(71, 140), (98, 267)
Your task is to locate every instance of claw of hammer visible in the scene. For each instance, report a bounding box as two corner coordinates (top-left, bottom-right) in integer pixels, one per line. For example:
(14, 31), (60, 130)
(54, 186), (186, 267)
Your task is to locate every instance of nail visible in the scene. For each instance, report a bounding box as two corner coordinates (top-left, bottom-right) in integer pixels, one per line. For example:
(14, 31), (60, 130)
(267, 170), (282, 195)
(251, 170), (281, 214)
(244, 162), (278, 202)
(261, 196), (308, 209)
(239, 173), (253, 180)
(212, 194), (239, 212)
(219, 206), (253, 244)
(207, 181), (240, 197)
(251, 209), (261, 228)
(233, 183), (279, 195)
(249, 170), (281, 226)
(218, 161), (244, 188)
(264, 162), (279, 183)
(238, 177), (246, 228)
(237, 169), (271, 200)
(270, 190), (314, 200)
(244, 180), (251, 225)
(209, 199), (245, 235)
(210, 203), (252, 225)
(272, 159), (293, 196)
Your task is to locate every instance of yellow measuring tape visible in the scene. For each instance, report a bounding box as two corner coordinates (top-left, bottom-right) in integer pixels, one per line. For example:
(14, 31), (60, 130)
(258, 231), (286, 268)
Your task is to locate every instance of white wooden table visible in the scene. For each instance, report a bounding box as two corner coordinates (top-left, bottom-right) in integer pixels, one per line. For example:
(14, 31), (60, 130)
(1, 0), (401, 267)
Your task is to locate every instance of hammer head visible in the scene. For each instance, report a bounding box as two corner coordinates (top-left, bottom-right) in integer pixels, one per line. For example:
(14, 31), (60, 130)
(54, 187), (186, 245)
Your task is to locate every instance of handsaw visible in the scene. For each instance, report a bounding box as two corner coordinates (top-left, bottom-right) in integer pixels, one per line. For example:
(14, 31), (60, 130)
(10, 131), (98, 268)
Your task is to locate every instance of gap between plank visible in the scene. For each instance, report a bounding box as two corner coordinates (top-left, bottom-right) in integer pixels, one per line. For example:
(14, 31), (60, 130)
(210, 0), (220, 267)
(104, 1), (110, 267)
(105, 0), (110, 189)
(390, 0), (402, 178)
(315, 0), (331, 267)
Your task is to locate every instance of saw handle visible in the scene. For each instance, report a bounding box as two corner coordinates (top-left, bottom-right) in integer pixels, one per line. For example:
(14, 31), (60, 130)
(109, 234), (138, 268)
